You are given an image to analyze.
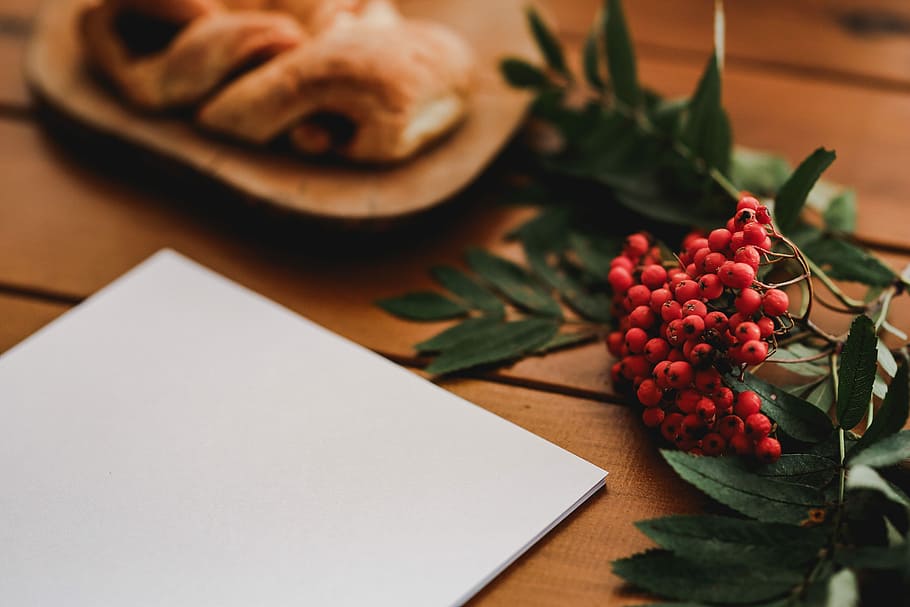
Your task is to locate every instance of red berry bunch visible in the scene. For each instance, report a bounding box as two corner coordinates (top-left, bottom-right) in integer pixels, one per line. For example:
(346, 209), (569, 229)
(606, 195), (788, 463)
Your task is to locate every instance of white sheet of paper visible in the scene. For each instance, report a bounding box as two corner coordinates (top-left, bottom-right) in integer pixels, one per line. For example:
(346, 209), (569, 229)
(0, 250), (606, 606)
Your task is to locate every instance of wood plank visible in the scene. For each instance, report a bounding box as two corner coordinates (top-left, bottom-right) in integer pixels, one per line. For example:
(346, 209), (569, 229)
(0, 290), (68, 352)
(0, 34), (28, 108)
(545, 0), (910, 91)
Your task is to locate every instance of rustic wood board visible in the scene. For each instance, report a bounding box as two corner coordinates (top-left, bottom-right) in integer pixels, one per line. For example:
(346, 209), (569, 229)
(23, 0), (534, 224)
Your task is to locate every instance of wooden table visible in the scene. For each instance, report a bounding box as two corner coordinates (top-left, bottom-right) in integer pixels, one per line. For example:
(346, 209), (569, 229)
(3, 1), (910, 604)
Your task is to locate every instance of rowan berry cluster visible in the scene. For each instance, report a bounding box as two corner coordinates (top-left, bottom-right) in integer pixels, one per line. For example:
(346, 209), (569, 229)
(606, 195), (787, 463)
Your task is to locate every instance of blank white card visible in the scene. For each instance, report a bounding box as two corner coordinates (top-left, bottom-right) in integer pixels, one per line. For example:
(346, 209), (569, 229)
(0, 250), (606, 606)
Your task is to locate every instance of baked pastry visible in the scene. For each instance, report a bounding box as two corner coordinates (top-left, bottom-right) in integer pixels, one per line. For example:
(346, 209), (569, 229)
(79, 0), (474, 162)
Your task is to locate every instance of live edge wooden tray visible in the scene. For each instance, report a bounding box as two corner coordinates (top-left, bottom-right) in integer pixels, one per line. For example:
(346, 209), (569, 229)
(25, 0), (535, 225)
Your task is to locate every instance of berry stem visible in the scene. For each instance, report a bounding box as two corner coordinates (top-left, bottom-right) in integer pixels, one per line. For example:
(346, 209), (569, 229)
(805, 257), (867, 309)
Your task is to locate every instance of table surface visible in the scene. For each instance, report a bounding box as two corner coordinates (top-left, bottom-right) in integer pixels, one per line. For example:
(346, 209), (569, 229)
(3, 1), (910, 604)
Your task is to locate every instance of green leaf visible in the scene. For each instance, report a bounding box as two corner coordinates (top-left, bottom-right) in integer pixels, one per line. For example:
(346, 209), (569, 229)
(878, 341), (899, 378)
(730, 147), (791, 196)
(527, 7), (571, 79)
(604, 0), (640, 108)
(846, 465), (909, 506)
(835, 544), (908, 571)
(661, 450), (826, 524)
(736, 372), (834, 443)
(525, 246), (611, 322)
(822, 569), (860, 607)
(768, 347), (829, 378)
(755, 454), (839, 488)
(568, 233), (618, 277)
(414, 316), (502, 353)
(582, 23), (604, 90)
(823, 189), (857, 233)
(466, 249), (562, 318)
(424, 318), (558, 375)
(535, 330), (598, 353)
(852, 361), (909, 457)
(682, 53), (731, 172)
(612, 549), (801, 604)
(837, 315), (878, 430)
(376, 292), (468, 321)
(805, 377), (835, 413)
(430, 266), (504, 316)
(849, 431), (910, 468)
(774, 147), (836, 233)
(802, 238), (896, 287)
(636, 514), (826, 567)
(500, 58), (549, 89)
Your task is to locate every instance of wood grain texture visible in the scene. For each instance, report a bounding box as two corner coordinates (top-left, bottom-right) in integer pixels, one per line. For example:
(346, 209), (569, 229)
(24, 0), (535, 224)
(0, 291), (68, 352)
(546, 0), (910, 91)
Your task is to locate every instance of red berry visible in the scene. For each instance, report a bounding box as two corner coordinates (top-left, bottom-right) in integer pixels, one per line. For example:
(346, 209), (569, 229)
(677, 389), (701, 414)
(762, 289), (790, 316)
(693, 247), (711, 273)
(744, 413), (772, 438)
(719, 414), (745, 439)
(734, 391), (762, 418)
(629, 306), (657, 329)
(666, 319), (685, 345)
(735, 322), (762, 343)
(661, 300), (683, 322)
(695, 368), (722, 394)
(685, 237), (710, 259)
(730, 232), (745, 252)
(729, 433), (753, 455)
(718, 262), (756, 289)
(727, 312), (746, 331)
(698, 274), (724, 300)
(637, 379), (663, 407)
(714, 387), (734, 412)
(708, 228), (733, 252)
(734, 245), (761, 269)
(703, 252), (728, 274)
(701, 433), (727, 456)
(756, 205), (772, 225)
(737, 196), (761, 211)
(704, 311), (728, 332)
(681, 315), (706, 339)
(742, 222), (768, 246)
(624, 327), (649, 353)
(661, 412), (685, 441)
(653, 360), (672, 389)
(666, 361), (694, 390)
(757, 316), (775, 338)
(675, 280), (701, 302)
(696, 398), (717, 420)
(642, 407), (665, 428)
(735, 288), (763, 315)
(682, 299), (708, 318)
(607, 331), (624, 357)
(689, 343), (715, 367)
(611, 256), (634, 271)
(681, 413), (704, 437)
(755, 437), (782, 463)
(624, 233), (650, 257)
(641, 264), (668, 290)
(624, 285), (652, 310)
(741, 339), (769, 365)
(735, 208), (757, 228)
(643, 338), (671, 364)
(608, 266), (634, 294)
(650, 288), (673, 311)
(620, 355), (650, 381)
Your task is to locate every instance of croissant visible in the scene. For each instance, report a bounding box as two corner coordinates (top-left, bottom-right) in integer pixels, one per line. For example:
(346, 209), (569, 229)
(79, 0), (474, 163)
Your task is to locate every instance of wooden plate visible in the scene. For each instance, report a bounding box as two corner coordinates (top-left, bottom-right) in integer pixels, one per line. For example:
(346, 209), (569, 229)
(24, 0), (535, 224)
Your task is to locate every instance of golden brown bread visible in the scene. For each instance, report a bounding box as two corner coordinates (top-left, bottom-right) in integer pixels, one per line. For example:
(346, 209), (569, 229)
(79, 0), (474, 162)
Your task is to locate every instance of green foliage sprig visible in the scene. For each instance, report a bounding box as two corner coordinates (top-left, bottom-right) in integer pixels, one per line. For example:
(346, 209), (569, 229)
(378, 2), (910, 603)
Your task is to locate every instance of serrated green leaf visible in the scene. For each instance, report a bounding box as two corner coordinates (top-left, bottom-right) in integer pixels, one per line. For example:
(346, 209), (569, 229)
(823, 190), (857, 233)
(736, 372), (834, 443)
(849, 431), (910, 468)
(662, 450), (826, 524)
(837, 315), (878, 430)
(774, 147), (836, 233)
(569, 233), (618, 277)
(430, 266), (504, 316)
(682, 53), (731, 172)
(424, 318), (558, 375)
(768, 347), (829, 378)
(376, 292), (468, 321)
(756, 454), (839, 489)
(466, 249), (562, 318)
(852, 362), (910, 457)
(582, 22), (604, 90)
(636, 514), (826, 567)
(525, 246), (611, 322)
(414, 316), (502, 354)
(612, 549), (801, 604)
(527, 7), (571, 79)
(835, 544), (909, 571)
(535, 330), (598, 353)
(730, 147), (791, 196)
(846, 465), (909, 506)
(802, 238), (896, 287)
(500, 58), (549, 89)
(605, 0), (640, 108)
